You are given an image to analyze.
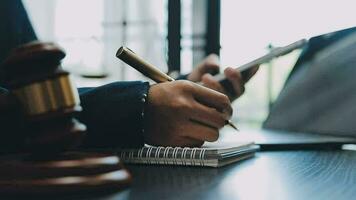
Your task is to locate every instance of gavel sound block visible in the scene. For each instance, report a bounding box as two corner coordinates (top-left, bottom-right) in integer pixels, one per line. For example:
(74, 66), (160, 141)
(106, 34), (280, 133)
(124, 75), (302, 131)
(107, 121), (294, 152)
(0, 42), (131, 196)
(0, 152), (132, 196)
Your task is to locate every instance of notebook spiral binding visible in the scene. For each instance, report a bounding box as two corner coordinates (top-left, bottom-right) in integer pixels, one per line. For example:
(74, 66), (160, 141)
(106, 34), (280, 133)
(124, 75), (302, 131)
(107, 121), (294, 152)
(119, 146), (208, 166)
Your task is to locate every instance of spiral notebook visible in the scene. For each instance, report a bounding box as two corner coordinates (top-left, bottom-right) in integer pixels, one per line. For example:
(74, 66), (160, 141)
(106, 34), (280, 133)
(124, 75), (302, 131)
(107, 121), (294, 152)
(117, 141), (259, 168)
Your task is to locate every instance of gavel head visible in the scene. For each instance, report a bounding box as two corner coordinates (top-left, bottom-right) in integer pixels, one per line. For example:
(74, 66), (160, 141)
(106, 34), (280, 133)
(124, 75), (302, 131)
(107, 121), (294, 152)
(0, 42), (86, 153)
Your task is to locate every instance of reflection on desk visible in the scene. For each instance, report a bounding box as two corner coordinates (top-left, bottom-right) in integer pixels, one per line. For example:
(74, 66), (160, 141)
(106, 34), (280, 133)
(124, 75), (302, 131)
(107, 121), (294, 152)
(108, 150), (356, 200)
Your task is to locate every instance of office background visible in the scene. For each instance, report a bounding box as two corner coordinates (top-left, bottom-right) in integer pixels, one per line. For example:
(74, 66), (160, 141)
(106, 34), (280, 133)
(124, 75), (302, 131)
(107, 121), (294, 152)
(22, 0), (356, 127)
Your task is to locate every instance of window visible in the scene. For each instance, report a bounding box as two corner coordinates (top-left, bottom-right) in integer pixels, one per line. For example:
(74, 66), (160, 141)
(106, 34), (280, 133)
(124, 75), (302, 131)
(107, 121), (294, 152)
(24, 0), (168, 87)
(23, 0), (356, 127)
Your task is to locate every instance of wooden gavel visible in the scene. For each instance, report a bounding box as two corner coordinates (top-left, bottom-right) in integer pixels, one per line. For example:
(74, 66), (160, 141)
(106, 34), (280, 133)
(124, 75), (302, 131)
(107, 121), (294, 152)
(0, 42), (86, 153)
(0, 42), (132, 196)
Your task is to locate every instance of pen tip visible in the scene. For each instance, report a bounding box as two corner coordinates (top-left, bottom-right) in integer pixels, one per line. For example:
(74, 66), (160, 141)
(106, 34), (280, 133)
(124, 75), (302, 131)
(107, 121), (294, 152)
(227, 121), (239, 131)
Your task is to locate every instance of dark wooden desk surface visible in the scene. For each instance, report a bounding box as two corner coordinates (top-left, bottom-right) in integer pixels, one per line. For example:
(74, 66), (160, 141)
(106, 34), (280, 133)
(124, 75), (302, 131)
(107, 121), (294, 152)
(92, 150), (356, 200)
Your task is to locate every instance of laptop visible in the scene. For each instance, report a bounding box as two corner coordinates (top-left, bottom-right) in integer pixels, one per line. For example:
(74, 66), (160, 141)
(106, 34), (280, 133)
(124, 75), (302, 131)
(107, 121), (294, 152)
(225, 28), (356, 150)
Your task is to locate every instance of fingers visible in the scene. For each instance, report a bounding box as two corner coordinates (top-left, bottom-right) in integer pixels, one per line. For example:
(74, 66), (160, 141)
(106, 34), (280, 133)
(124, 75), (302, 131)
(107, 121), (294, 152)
(183, 84), (228, 143)
(185, 119), (219, 142)
(241, 65), (259, 82)
(144, 80), (231, 147)
(189, 101), (227, 128)
(191, 83), (232, 117)
(187, 54), (220, 82)
(224, 67), (245, 97)
(201, 67), (249, 100)
(201, 73), (226, 94)
(204, 54), (220, 66)
(201, 54), (220, 75)
(172, 117), (220, 146)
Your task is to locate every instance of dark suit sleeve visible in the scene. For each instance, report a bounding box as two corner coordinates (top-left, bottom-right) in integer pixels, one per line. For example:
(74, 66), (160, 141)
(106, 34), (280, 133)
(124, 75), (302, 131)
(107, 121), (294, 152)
(78, 81), (150, 148)
(0, 0), (37, 62)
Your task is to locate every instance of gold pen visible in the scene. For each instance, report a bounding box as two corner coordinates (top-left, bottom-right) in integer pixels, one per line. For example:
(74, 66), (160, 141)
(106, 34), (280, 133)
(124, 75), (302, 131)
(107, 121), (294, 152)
(116, 46), (238, 131)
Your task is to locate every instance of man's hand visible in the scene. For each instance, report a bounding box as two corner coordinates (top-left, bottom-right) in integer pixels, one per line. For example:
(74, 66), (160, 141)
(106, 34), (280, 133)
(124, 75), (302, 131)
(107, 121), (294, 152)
(187, 54), (221, 82)
(187, 54), (259, 101)
(144, 80), (232, 147)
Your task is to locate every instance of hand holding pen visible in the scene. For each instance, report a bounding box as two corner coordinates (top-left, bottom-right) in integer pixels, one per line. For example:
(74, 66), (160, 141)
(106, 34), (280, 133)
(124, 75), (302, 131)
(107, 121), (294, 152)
(116, 47), (236, 147)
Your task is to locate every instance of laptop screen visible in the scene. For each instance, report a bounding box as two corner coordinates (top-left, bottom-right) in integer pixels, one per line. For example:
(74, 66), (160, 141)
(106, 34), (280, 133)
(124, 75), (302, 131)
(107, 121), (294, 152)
(263, 29), (356, 137)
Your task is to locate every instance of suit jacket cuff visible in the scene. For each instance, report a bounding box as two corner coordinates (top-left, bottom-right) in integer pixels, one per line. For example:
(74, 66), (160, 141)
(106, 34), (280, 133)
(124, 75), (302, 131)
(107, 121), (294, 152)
(78, 81), (149, 148)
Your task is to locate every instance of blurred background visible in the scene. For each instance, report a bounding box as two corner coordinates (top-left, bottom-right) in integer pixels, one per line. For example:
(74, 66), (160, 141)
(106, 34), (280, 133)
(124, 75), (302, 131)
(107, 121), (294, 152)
(23, 0), (356, 128)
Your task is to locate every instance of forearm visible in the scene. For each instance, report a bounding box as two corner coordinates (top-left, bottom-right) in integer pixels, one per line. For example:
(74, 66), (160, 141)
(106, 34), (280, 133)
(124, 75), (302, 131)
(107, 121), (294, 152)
(78, 81), (149, 148)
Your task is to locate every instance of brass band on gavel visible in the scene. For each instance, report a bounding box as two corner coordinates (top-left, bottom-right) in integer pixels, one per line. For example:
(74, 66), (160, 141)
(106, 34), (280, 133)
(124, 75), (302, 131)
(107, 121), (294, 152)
(13, 74), (80, 116)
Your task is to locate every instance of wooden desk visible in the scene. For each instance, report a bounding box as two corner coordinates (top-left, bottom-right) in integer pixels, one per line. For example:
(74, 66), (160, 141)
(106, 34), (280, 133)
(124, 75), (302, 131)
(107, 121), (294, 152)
(99, 150), (356, 200)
